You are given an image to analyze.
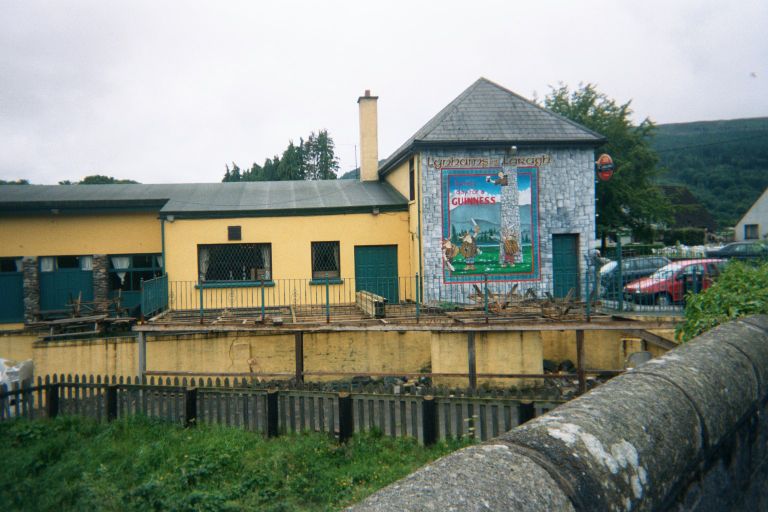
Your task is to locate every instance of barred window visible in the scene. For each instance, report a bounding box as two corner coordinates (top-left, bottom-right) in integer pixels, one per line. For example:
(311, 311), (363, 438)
(108, 254), (162, 291)
(312, 242), (340, 279)
(198, 243), (272, 282)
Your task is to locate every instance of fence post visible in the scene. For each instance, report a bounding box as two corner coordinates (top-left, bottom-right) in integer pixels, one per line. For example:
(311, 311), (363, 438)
(199, 281), (205, 324)
(46, 383), (60, 419)
(260, 279), (266, 322)
(484, 274), (489, 323)
(185, 388), (198, 428)
(107, 385), (118, 421)
(294, 332), (304, 383)
(421, 396), (437, 446)
(137, 331), (146, 381)
(338, 392), (354, 443)
(616, 237), (624, 312)
(467, 332), (477, 390)
(585, 258), (592, 321)
(266, 390), (279, 438)
(325, 273), (330, 324)
(576, 330), (586, 395)
(415, 273), (420, 323)
(140, 277), (145, 321)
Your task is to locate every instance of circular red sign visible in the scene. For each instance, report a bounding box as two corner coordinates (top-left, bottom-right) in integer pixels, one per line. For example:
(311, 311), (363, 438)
(596, 153), (615, 181)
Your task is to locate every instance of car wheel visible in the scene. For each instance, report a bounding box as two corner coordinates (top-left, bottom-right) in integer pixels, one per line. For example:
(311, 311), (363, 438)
(655, 293), (672, 307)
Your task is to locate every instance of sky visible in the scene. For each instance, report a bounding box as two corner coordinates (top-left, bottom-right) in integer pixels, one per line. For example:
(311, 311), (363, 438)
(1, 0), (766, 185)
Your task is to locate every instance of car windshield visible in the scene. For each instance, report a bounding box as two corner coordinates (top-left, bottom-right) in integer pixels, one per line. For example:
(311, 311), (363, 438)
(600, 261), (617, 274)
(650, 263), (684, 280)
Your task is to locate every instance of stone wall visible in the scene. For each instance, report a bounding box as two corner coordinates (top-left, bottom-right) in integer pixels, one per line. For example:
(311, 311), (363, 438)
(22, 256), (39, 323)
(420, 147), (596, 303)
(92, 254), (109, 306)
(351, 316), (768, 511)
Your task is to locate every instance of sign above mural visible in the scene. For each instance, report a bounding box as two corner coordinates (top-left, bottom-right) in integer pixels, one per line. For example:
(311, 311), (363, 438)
(440, 167), (539, 283)
(427, 154), (552, 170)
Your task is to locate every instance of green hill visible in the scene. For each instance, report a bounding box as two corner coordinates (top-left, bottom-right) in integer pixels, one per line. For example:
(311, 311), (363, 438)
(652, 117), (768, 228)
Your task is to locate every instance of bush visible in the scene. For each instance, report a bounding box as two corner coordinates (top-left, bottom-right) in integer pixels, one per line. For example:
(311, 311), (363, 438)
(677, 260), (768, 341)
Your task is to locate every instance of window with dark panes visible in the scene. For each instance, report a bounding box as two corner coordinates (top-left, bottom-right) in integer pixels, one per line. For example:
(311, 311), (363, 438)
(198, 244), (272, 282)
(0, 257), (22, 273)
(108, 254), (162, 292)
(745, 224), (758, 240)
(312, 241), (340, 279)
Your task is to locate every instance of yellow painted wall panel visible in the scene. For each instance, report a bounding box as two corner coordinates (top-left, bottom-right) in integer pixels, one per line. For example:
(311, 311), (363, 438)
(0, 213), (161, 257)
(0, 333), (36, 361)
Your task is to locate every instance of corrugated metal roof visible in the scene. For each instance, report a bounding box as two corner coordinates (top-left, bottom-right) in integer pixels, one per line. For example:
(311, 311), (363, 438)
(0, 180), (408, 217)
(380, 77), (605, 173)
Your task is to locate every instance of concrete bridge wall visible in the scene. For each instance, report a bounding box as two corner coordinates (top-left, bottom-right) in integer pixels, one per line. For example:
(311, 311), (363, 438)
(352, 315), (768, 511)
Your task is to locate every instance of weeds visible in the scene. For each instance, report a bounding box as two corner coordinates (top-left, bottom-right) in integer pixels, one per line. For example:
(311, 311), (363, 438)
(0, 415), (468, 511)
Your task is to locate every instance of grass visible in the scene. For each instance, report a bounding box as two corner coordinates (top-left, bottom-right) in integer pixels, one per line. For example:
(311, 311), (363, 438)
(0, 415), (469, 512)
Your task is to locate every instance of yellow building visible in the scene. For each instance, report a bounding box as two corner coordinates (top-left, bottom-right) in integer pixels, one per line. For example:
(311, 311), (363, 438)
(0, 78), (604, 323)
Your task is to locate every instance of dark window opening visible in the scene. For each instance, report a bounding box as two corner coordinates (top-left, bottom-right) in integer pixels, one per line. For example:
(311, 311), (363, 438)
(312, 241), (340, 279)
(745, 224), (758, 240)
(198, 243), (272, 282)
(408, 158), (415, 201)
(57, 256), (81, 269)
(228, 226), (242, 241)
(0, 257), (21, 273)
(108, 254), (162, 292)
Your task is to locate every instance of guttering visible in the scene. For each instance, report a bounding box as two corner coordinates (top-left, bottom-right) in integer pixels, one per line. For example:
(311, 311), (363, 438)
(158, 203), (409, 220)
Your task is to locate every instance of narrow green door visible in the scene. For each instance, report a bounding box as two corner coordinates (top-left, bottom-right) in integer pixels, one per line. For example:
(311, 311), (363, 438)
(354, 245), (399, 303)
(552, 234), (580, 299)
(0, 273), (24, 323)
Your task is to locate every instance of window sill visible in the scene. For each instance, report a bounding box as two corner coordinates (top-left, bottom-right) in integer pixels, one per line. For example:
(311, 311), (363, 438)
(309, 278), (344, 285)
(196, 281), (275, 289)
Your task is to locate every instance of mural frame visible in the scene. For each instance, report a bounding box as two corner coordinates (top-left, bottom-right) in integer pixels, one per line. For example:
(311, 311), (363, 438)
(440, 166), (540, 284)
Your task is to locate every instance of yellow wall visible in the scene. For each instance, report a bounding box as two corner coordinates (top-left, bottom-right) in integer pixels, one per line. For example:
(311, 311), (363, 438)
(383, 154), (422, 279)
(0, 212), (161, 257)
(430, 331), (543, 388)
(541, 329), (676, 370)
(0, 333), (36, 361)
(33, 337), (138, 377)
(164, 212), (412, 306)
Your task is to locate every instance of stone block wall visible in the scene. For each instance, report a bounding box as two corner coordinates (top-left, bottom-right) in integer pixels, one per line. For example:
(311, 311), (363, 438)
(22, 256), (39, 323)
(419, 147), (596, 303)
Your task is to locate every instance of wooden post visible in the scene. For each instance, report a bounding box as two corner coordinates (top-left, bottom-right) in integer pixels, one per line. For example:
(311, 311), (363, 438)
(576, 329), (586, 395)
(467, 332), (477, 390)
(185, 388), (198, 427)
(266, 390), (279, 438)
(421, 396), (437, 446)
(46, 383), (60, 419)
(294, 332), (304, 383)
(338, 392), (354, 443)
(106, 385), (118, 421)
(137, 331), (146, 381)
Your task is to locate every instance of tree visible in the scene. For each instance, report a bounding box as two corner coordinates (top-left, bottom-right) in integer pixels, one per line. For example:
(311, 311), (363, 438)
(59, 175), (139, 185)
(222, 130), (338, 182)
(543, 84), (669, 245)
(0, 179), (29, 185)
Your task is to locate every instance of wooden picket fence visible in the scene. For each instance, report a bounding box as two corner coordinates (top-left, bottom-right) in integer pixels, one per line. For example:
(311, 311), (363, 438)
(0, 375), (562, 444)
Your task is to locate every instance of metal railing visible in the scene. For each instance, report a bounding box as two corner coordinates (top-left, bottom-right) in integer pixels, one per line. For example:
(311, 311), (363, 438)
(140, 274), (169, 318)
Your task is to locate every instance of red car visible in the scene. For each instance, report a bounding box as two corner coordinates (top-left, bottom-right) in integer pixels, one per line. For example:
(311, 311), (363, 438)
(623, 259), (725, 306)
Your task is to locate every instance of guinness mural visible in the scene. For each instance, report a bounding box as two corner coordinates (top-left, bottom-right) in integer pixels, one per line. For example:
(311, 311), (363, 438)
(440, 167), (539, 283)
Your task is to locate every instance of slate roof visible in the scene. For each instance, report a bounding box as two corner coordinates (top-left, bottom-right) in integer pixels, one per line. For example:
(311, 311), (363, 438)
(0, 181), (408, 218)
(380, 77), (605, 174)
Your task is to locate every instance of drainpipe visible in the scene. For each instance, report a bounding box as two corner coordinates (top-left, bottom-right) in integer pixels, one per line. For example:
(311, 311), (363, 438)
(160, 218), (166, 275)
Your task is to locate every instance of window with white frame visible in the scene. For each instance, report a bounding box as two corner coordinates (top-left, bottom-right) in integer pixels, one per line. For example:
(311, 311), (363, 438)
(198, 243), (272, 282)
(311, 241), (340, 279)
(745, 224), (759, 240)
(39, 256), (93, 272)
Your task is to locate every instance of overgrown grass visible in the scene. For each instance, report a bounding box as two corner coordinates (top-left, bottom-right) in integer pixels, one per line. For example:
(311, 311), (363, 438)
(0, 415), (468, 511)
(677, 260), (768, 341)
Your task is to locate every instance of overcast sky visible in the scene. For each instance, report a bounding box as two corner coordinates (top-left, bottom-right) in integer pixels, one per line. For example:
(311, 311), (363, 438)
(1, 0), (766, 185)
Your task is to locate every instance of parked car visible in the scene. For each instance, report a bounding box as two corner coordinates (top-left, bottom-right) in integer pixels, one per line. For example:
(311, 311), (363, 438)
(623, 259), (725, 306)
(705, 241), (768, 260)
(599, 256), (670, 299)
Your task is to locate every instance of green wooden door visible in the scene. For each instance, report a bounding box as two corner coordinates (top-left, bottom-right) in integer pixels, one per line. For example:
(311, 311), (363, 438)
(0, 273), (24, 323)
(552, 234), (580, 299)
(354, 245), (399, 303)
(40, 269), (94, 312)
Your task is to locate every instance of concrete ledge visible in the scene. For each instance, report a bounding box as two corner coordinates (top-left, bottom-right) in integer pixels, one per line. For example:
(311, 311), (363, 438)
(350, 315), (768, 511)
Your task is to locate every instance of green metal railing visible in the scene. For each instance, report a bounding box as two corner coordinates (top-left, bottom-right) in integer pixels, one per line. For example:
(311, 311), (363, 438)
(140, 274), (169, 318)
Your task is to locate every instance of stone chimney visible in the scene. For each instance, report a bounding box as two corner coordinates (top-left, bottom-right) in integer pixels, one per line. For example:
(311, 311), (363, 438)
(358, 89), (379, 182)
